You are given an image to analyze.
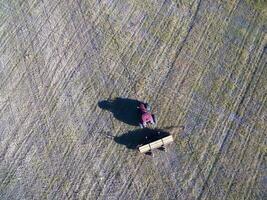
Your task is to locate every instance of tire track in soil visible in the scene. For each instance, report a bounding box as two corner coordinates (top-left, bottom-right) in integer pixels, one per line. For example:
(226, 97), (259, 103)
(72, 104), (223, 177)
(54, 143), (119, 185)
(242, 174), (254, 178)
(0, 94), (34, 156)
(39, 109), (107, 198)
(0, 129), (35, 193)
(41, 0), (118, 99)
(168, 0), (242, 131)
(138, 14), (185, 88)
(141, 3), (229, 191)
(0, 0), (40, 48)
(117, 0), (211, 197)
(126, 0), (201, 102)
(64, 123), (128, 195)
(201, 53), (266, 198)
(80, 1), (137, 85)
(195, 29), (266, 200)
(105, 0), (173, 97)
(142, 157), (176, 199)
(63, 4), (174, 175)
(0, 0), (111, 93)
(120, 153), (175, 200)
(174, 6), (259, 196)
(40, 27), (104, 115)
(120, 1), (175, 69)
(243, 135), (266, 200)
(0, 0), (73, 99)
(136, 177), (152, 200)
(154, 11), (214, 121)
(37, 89), (112, 197)
(0, 88), (70, 189)
(222, 97), (266, 200)
(80, 121), (139, 192)
(100, 152), (141, 199)
(47, 1), (147, 108)
(0, 105), (38, 173)
(205, 49), (267, 199)
(167, 18), (247, 200)
(149, 0), (202, 99)
(202, 81), (266, 196)
(116, 159), (148, 200)
(87, 2), (191, 197)
(110, 0), (204, 197)
(186, 15), (264, 198)
(141, 6), (206, 130)
(94, 147), (141, 198)
(0, 0), (64, 86)
(1, 0), (266, 198)
(79, 128), (140, 197)
(81, 131), (140, 198)
(50, 136), (108, 199)
(0, 10), (119, 194)
(0, 2), (216, 198)
(47, 125), (106, 195)
(79, 12), (191, 192)
(0, 23), (88, 167)
(45, 79), (137, 197)
(117, 1), (173, 74)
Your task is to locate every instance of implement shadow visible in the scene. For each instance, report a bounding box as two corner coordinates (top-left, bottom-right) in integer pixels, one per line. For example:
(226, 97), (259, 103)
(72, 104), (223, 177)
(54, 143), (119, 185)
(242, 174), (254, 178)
(98, 97), (141, 126)
(114, 128), (170, 150)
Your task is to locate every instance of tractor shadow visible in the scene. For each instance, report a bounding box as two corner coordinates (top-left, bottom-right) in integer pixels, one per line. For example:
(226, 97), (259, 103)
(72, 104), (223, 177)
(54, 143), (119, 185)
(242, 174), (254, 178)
(98, 97), (141, 126)
(114, 128), (170, 150)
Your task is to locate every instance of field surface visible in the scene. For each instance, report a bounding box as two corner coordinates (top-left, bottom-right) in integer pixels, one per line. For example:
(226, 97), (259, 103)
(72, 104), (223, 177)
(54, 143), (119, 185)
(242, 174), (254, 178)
(0, 0), (266, 199)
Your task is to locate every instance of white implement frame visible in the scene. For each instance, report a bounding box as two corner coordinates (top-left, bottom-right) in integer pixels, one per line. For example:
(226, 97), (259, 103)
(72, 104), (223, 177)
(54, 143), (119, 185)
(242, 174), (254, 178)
(138, 135), (174, 153)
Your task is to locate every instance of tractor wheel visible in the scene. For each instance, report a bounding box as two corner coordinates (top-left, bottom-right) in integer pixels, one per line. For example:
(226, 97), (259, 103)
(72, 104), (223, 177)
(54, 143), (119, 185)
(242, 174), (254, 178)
(145, 103), (151, 111)
(152, 114), (156, 124)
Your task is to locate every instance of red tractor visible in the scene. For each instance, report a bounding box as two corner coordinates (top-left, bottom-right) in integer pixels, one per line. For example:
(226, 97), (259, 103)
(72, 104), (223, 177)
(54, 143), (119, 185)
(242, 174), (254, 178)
(138, 103), (156, 128)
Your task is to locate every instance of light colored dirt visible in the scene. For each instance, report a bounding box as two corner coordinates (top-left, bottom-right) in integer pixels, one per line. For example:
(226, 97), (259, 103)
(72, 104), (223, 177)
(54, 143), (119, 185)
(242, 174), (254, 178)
(0, 0), (266, 199)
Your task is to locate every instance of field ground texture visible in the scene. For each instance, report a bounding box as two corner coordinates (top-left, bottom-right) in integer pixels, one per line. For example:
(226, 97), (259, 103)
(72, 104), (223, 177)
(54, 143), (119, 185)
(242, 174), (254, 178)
(0, 0), (266, 199)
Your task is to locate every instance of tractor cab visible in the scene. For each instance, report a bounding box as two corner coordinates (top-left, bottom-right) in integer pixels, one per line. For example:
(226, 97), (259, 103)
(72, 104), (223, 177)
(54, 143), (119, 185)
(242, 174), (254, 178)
(138, 103), (156, 128)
